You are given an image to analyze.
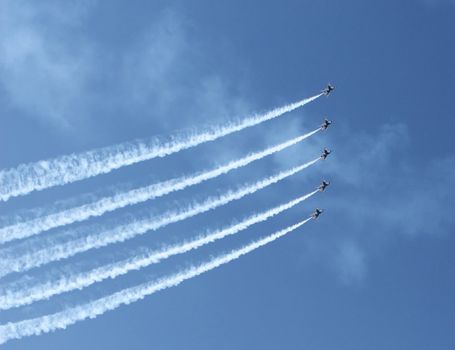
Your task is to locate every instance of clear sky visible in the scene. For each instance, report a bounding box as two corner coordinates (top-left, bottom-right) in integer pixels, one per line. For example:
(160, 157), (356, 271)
(0, 0), (454, 349)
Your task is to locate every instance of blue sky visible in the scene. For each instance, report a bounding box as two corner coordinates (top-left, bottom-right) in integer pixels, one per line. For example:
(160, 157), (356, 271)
(0, 0), (454, 349)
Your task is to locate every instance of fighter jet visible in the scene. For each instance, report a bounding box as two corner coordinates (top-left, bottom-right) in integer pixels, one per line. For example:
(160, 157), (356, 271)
(321, 118), (332, 130)
(318, 180), (330, 192)
(312, 208), (324, 219)
(322, 84), (334, 96)
(321, 148), (331, 159)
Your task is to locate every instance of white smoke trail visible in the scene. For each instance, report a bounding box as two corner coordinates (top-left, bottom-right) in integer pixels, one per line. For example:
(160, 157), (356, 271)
(0, 129), (320, 244)
(0, 218), (312, 344)
(0, 190), (318, 309)
(0, 94), (322, 202)
(0, 158), (319, 278)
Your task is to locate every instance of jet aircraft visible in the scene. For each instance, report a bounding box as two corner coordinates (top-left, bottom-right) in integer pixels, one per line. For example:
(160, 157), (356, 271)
(321, 118), (332, 130)
(322, 84), (334, 96)
(321, 148), (331, 159)
(312, 208), (324, 219)
(318, 180), (330, 192)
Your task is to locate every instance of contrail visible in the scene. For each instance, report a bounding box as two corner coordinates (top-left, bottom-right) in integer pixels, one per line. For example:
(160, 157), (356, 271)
(0, 158), (319, 278)
(0, 94), (322, 202)
(0, 190), (318, 309)
(0, 218), (312, 344)
(0, 129), (320, 244)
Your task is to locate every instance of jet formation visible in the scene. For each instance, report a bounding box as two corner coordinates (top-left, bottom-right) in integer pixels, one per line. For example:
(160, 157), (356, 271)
(310, 84), (335, 221)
